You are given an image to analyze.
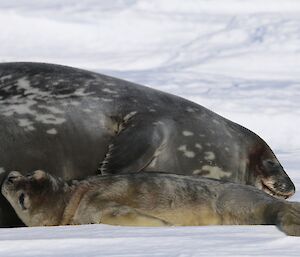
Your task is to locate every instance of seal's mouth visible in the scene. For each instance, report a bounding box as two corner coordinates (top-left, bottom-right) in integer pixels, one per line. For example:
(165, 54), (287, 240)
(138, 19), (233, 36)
(261, 179), (294, 199)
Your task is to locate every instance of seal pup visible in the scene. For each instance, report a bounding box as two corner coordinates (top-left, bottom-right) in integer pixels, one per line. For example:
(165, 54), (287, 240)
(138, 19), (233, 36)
(0, 62), (295, 227)
(2, 170), (300, 236)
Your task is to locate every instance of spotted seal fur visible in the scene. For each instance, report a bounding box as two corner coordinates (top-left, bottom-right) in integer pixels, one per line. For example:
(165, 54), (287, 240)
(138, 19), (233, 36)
(0, 62), (295, 226)
(2, 170), (300, 236)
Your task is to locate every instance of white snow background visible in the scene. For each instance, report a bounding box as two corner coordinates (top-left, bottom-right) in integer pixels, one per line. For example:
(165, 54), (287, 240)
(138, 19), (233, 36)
(0, 0), (300, 256)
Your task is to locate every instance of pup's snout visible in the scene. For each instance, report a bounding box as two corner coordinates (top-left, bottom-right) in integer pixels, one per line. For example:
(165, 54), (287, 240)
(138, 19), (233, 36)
(7, 176), (16, 184)
(6, 171), (22, 184)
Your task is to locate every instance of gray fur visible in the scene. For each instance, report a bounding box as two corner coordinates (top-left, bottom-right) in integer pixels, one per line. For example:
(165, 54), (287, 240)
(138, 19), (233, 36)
(2, 171), (300, 236)
(0, 62), (295, 227)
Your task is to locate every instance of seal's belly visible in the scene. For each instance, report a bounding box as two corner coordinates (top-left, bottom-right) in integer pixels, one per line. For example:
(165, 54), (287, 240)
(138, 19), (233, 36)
(146, 206), (222, 226)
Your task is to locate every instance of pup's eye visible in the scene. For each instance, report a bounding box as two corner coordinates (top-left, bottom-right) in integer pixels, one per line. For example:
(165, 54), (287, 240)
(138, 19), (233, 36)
(18, 193), (27, 210)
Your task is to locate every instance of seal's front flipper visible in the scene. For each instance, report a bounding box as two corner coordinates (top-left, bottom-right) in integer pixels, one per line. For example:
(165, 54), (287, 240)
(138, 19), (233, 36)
(277, 202), (300, 236)
(100, 118), (167, 175)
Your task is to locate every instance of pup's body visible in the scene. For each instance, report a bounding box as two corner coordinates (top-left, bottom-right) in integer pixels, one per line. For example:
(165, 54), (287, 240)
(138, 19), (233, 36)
(2, 171), (300, 236)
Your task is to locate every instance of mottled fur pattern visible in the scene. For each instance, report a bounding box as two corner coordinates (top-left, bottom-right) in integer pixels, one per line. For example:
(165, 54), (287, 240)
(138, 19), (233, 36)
(0, 63), (295, 228)
(2, 170), (300, 236)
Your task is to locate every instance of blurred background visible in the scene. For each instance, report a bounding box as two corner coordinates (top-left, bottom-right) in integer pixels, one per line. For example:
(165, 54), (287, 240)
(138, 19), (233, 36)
(0, 0), (299, 171)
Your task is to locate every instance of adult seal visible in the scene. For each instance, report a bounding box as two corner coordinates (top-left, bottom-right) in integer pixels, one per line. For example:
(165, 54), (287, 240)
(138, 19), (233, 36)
(0, 62), (295, 226)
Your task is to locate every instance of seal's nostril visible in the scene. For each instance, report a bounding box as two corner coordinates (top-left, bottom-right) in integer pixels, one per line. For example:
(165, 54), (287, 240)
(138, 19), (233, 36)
(282, 179), (296, 193)
(7, 176), (17, 184)
(274, 180), (295, 196)
(287, 183), (296, 193)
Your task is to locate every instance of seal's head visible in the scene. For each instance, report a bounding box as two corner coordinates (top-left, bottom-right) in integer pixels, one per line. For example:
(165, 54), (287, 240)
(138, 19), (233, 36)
(256, 158), (295, 199)
(1, 170), (65, 226)
(247, 140), (295, 200)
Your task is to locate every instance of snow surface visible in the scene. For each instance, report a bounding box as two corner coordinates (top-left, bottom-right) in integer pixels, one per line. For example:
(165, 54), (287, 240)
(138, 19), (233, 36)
(0, 0), (300, 256)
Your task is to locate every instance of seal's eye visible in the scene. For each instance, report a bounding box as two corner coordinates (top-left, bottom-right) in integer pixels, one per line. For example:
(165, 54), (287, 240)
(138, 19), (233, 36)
(18, 193), (27, 210)
(263, 160), (276, 168)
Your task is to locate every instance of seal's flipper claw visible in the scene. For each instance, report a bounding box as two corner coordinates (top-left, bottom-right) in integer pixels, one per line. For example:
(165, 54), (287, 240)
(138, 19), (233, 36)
(99, 120), (165, 175)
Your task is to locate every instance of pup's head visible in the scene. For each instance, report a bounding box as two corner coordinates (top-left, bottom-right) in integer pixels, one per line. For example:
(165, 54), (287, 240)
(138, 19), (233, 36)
(1, 170), (65, 226)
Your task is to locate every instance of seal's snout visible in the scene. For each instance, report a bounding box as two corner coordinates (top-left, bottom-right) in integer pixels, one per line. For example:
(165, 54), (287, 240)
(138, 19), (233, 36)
(1, 171), (23, 198)
(5, 171), (22, 184)
(274, 178), (295, 197)
(261, 176), (295, 199)
(7, 176), (15, 184)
